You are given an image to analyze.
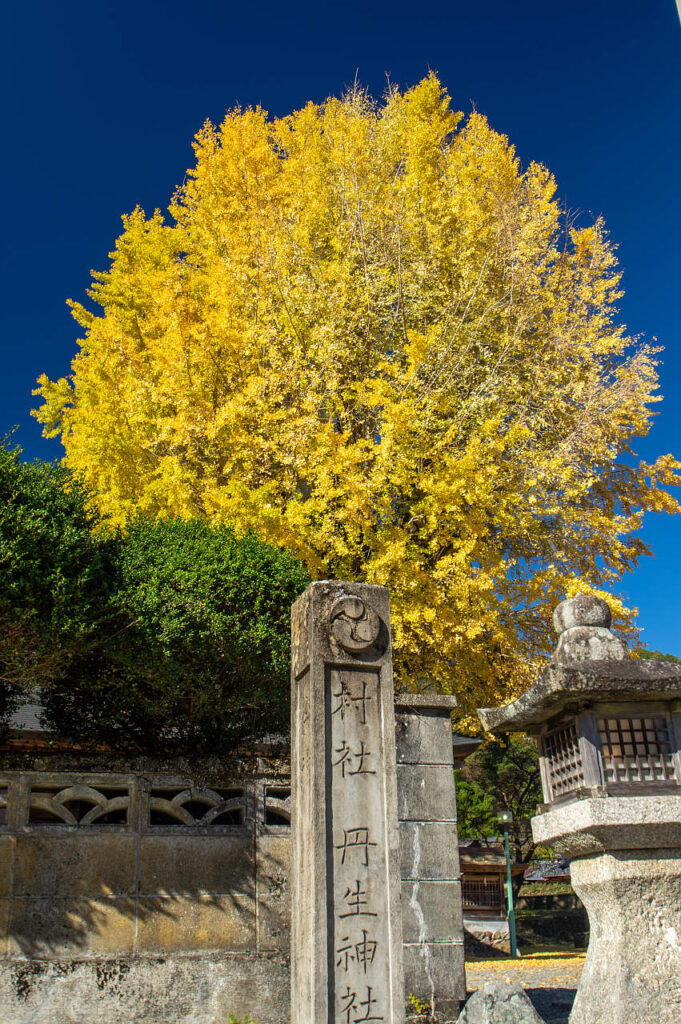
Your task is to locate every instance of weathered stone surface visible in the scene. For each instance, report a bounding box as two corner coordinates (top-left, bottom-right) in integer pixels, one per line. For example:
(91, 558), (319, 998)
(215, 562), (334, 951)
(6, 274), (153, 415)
(551, 594), (627, 664)
(553, 594), (612, 633)
(0, 952), (291, 1024)
(394, 693), (459, 714)
(403, 940), (465, 1018)
(552, 625), (627, 664)
(290, 582), (404, 1024)
(455, 983), (545, 1023)
(0, 837), (15, 898)
(400, 822), (459, 880)
(531, 794), (681, 857)
(12, 836), (137, 898)
(396, 763), (457, 822)
(139, 834), (255, 894)
(135, 894), (256, 953)
(478, 659), (681, 733)
(256, 835), (290, 892)
(257, 894), (290, 951)
(400, 881), (462, 942)
(0, 900), (9, 957)
(256, 835), (291, 951)
(569, 850), (681, 1024)
(394, 697), (466, 1015)
(7, 897), (136, 958)
(394, 703), (457, 766)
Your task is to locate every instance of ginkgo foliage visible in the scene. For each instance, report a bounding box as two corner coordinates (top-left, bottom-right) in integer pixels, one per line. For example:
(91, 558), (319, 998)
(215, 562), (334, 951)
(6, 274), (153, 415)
(34, 75), (679, 719)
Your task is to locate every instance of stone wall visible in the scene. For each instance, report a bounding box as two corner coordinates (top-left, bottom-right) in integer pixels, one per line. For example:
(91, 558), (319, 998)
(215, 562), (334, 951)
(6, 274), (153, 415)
(0, 756), (292, 1023)
(0, 708), (464, 1024)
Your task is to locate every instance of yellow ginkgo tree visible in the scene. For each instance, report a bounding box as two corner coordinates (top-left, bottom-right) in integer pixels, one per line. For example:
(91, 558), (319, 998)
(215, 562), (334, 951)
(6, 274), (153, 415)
(34, 74), (679, 719)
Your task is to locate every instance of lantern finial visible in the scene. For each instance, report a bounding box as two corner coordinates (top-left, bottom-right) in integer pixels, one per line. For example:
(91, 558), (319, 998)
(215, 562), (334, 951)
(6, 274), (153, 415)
(551, 593), (627, 663)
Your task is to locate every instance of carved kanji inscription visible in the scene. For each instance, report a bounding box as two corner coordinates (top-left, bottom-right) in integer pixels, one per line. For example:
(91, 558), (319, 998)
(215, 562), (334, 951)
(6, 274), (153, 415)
(290, 583), (403, 1024)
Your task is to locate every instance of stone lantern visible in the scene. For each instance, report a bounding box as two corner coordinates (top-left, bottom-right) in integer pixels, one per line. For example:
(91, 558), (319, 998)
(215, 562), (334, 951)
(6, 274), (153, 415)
(478, 594), (681, 1024)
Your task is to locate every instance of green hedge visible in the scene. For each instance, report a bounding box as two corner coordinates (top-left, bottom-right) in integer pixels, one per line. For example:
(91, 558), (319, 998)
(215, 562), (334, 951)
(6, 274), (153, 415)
(1, 443), (310, 753)
(0, 443), (114, 703)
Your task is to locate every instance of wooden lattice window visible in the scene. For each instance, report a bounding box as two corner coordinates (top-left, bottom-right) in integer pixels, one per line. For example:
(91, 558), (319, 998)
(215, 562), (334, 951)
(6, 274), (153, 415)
(599, 716), (676, 783)
(543, 721), (584, 798)
(462, 875), (503, 911)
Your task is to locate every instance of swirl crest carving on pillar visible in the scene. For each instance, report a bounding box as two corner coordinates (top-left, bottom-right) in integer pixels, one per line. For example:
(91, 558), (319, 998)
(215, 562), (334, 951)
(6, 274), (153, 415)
(329, 595), (380, 653)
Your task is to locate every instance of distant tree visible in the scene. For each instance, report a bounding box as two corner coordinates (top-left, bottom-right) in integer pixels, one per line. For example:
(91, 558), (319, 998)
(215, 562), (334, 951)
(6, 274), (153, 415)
(456, 736), (542, 867)
(34, 74), (680, 720)
(455, 775), (498, 844)
(638, 650), (681, 663)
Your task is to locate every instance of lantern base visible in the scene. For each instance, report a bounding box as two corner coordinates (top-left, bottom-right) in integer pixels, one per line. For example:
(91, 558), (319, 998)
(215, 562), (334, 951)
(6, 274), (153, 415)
(532, 797), (681, 1024)
(569, 848), (681, 1024)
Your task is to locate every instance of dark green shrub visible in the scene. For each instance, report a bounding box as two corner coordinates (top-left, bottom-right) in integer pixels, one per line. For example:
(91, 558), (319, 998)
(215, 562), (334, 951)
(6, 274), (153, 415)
(43, 516), (310, 752)
(0, 442), (112, 714)
(1, 441), (310, 752)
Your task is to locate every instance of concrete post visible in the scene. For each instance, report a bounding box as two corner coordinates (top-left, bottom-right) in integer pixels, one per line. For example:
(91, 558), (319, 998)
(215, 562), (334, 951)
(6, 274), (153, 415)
(291, 582), (405, 1024)
(394, 694), (466, 1018)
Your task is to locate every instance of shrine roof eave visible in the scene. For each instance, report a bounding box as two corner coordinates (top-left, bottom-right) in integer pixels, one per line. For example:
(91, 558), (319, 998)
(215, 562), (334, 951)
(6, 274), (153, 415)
(477, 659), (681, 734)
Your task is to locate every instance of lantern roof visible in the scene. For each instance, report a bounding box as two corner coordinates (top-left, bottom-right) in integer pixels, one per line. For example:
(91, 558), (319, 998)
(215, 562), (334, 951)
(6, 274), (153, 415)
(478, 659), (681, 732)
(478, 594), (681, 733)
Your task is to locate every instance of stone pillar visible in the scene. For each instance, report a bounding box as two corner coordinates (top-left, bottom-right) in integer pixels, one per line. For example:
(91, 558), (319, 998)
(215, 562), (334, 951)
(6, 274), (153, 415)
(394, 694), (466, 1018)
(291, 582), (405, 1024)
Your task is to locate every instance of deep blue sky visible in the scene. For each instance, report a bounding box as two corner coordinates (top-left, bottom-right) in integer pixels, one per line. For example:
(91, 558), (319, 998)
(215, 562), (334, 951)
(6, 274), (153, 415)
(2, 1), (680, 651)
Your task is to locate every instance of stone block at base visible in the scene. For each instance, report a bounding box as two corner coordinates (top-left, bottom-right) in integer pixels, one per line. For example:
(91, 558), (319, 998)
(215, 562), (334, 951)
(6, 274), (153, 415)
(403, 939), (464, 1017)
(455, 983), (544, 1024)
(0, 952), (291, 1024)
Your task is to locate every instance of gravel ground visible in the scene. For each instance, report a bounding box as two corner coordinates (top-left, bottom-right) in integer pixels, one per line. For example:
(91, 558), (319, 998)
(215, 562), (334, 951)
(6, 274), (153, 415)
(465, 952), (585, 1023)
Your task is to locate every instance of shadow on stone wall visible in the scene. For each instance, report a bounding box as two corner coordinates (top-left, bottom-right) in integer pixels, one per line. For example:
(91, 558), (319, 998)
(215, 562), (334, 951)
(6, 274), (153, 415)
(0, 839), (292, 1024)
(0, 767), (292, 961)
(7, 889), (258, 960)
(2, 837), (290, 959)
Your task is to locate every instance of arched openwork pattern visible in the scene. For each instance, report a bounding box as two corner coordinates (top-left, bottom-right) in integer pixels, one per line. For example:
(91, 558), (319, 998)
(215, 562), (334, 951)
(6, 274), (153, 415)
(264, 786), (291, 826)
(28, 784), (130, 825)
(148, 787), (247, 826)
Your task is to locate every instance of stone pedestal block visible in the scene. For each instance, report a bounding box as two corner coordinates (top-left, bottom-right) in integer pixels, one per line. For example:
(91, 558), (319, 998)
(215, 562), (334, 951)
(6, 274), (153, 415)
(532, 797), (681, 1024)
(569, 849), (681, 1024)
